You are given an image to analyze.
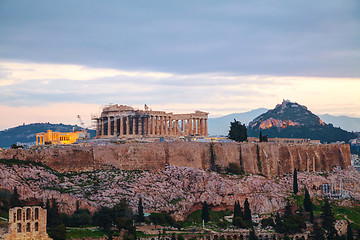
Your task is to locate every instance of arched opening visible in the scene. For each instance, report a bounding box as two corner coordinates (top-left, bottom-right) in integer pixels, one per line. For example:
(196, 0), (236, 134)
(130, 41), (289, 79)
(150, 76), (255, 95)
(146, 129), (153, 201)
(17, 223), (22, 233)
(26, 222), (30, 232)
(35, 222), (39, 231)
(35, 208), (39, 220)
(17, 209), (22, 221)
(13, 213), (16, 222)
(26, 208), (31, 220)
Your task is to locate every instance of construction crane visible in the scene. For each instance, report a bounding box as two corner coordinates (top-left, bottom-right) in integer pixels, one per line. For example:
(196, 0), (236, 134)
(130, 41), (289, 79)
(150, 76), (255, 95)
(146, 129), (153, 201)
(77, 115), (89, 139)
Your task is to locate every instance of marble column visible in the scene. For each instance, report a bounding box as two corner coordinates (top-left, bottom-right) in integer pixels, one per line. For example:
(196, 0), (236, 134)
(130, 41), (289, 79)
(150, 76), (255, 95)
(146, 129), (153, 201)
(126, 116), (130, 135)
(205, 119), (208, 136)
(119, 117), (123, 136)
(101, 117), (104, 136)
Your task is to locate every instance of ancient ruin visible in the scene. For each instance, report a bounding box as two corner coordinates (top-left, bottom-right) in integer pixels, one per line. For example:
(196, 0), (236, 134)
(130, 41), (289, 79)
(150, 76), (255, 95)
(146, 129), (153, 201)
(92, 104), (209, 138)
(2, 206), (51, 240)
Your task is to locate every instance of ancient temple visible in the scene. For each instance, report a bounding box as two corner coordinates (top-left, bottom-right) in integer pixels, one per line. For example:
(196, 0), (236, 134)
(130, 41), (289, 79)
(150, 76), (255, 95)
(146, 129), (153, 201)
(2, 206), (52, 240)
(92, 104), (208, 138)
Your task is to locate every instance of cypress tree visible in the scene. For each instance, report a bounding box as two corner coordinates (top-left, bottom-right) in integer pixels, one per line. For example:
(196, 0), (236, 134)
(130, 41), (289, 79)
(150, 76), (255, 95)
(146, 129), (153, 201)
(293, 168), (298, 195)
(201, 201), (209, 223)
(233, 201), (239, 219)
(310, 208), (314, 223)
(137, 197), (144, 223)
(10, 187), (22, 207)
(274, 212), (283, 233)
(284, 201), (292, 218)
(249, 228), (258, 240)
(347, 221), (354, 240)
(304, 187), (312, 212)
(321, 198), (337, 239)
(243, 198), (252, 224)
(312, 221), (325, 240)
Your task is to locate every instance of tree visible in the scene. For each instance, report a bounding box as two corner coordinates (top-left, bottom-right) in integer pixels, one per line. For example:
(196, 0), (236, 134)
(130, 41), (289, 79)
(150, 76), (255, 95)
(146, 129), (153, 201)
(201, 201), (209, 223)
(47, 198), (62, 229)
(259, 131), (268, 142)
(293, 168), (298, 195)
(93, 207), (113, 233)
(249, 228), (258, 240)
(260, 217), (274, 229)
(243, 198), (252, 226)
(137, 197), (144, 223)
(312, 221), (325, 240)
(303, 187), (312, 212)
(274, 212), (283, 233)
(321, 198), (337, 239)
(347, 221), (354, 240)
(233, 201), (245, 228)
(228, 119), (247, 142)
(48, 223), (66, 240)
(10, 187), (22, 207)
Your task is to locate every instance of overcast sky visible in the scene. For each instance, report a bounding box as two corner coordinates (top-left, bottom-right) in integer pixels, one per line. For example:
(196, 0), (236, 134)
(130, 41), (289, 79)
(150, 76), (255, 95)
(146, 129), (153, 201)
(0, 0), (359, 130)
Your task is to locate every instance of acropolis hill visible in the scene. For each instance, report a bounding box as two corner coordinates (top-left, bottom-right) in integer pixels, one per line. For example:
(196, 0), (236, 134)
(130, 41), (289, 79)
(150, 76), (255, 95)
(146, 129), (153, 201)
(0, 142), (351, 177)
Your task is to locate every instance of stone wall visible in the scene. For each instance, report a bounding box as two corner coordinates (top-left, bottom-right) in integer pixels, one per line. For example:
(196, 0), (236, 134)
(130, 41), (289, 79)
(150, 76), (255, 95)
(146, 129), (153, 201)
(0, 142), (351, 177)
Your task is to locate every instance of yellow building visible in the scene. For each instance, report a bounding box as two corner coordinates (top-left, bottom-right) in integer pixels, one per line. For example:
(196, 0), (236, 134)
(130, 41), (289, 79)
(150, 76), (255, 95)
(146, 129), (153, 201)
(36, 130), (87, 145)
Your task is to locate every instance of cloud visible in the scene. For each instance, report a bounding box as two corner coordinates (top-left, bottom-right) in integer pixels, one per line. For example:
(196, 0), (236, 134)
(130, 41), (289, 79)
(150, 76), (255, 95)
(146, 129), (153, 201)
(0, 60), (359, 130)
(0, 0), (359, 77)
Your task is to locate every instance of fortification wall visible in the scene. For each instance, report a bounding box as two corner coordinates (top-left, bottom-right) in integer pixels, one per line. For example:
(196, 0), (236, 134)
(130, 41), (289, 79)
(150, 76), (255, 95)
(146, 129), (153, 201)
(0, 142), (351, 177)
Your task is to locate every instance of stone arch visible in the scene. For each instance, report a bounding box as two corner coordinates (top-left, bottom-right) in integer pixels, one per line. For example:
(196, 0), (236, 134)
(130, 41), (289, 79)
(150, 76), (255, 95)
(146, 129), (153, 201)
(17, 223), (22, 233)
(26, 222), (31, 232)
(35, 208), (39, 220)
(17, 209), (22, 221)
(35, 222), (39, 231)
(26, 208), (31, 220)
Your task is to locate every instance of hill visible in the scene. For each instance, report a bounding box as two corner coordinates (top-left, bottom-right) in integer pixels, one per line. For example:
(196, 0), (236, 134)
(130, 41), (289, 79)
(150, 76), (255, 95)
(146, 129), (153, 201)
(0, 123), (96, 148)
(319, 114), (360, 132)
(208, 108), (268, 136)
(247, 100), (357, 143)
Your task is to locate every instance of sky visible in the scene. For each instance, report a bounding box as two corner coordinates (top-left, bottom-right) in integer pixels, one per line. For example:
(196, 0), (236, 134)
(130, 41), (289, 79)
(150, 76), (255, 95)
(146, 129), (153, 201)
(0, 0), (359, 130)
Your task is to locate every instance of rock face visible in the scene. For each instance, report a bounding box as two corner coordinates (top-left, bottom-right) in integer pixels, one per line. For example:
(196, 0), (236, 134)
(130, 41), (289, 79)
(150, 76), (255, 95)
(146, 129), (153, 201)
(1, 162), (360, 221)
(0, 142), (351, 177)
(249, 100), (325, 130)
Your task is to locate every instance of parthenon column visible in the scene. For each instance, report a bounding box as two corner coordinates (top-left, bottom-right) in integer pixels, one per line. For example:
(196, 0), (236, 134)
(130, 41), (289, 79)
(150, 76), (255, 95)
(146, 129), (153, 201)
(204, 119), (208, 136)
(132, 117), (136, 135)
(114, 116), (119, 136)
(193, 118), (197, 135)
(119, 117), (123, 136)
(151, 116), (155, 135)
(126, 116), (130, 135)
(101, 117), (104, 136)
(164, 116), (168, 135)
(107, 116), (112, 136)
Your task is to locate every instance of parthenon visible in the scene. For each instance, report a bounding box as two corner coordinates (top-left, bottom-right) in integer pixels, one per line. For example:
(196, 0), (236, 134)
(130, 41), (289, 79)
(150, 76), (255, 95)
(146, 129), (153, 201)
(92, 104), (208, 138)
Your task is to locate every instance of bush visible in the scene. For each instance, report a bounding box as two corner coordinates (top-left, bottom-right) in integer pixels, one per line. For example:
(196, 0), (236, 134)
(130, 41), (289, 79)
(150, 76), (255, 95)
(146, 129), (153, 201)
(227, 163), (243, 174)
(261, 217), (274, 229)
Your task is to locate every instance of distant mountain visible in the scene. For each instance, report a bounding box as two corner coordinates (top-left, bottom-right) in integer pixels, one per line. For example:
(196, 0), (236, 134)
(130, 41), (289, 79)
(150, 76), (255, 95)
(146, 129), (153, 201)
(0, 123), (96, 148)
(208, 108), (268, 136)
(247, 100), (356, 143)
(319, 114), (360, 132)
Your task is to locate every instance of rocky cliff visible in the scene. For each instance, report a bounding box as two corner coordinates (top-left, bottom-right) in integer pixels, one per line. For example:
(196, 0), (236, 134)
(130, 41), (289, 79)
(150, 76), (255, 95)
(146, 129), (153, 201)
(1, 161), (359, 220)
(0, 142), (351, 177)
